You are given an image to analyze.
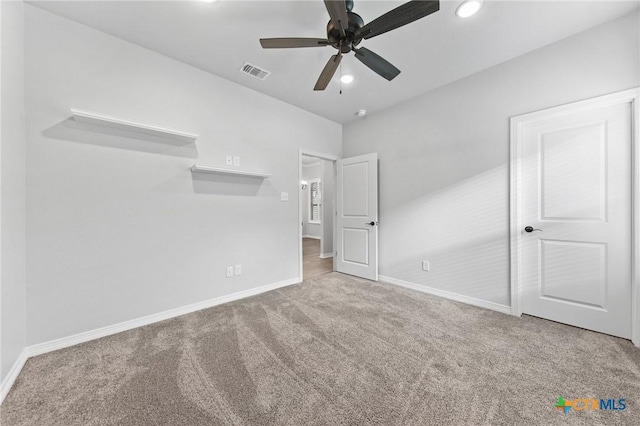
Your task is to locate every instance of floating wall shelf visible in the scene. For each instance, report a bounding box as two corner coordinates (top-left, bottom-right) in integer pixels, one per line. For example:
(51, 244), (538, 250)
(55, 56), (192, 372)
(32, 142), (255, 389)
(70, 108), (199, 143)
(190, 165), (271, 179)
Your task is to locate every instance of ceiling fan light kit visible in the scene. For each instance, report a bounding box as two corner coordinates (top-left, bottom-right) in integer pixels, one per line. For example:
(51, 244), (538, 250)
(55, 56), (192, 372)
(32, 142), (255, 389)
(456, 0), (483, 18)
(259, 0), (440, 91)
(340, 74), (354, 84)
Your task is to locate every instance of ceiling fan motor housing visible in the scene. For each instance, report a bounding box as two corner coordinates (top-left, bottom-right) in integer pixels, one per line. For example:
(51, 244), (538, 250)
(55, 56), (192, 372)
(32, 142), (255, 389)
(259, 0), (440, 90)
(327, 11), (364, 53)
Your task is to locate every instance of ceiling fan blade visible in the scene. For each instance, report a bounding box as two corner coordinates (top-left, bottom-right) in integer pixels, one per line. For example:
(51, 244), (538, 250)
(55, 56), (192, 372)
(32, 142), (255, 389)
(354, 47), (400, 81)
(354, 0), (440, 40)
(314, 53), (343, 91)
(324, 0), (349, 37)
(260, 38), (329, 49)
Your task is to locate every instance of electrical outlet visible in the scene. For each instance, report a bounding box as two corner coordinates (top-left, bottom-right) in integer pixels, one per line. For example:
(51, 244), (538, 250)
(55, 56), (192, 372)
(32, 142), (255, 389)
(226, 155), (233, 166)
(422, 261), (430, 272)
(233, 156), (240, 167)
(226, 266), (234, 277)
(234, 264), (242, 276)
(281, 192), (289, 201)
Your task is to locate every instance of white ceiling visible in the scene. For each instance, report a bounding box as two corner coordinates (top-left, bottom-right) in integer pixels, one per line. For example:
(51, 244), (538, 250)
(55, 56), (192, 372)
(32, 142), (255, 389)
(30, 0), (639, 124)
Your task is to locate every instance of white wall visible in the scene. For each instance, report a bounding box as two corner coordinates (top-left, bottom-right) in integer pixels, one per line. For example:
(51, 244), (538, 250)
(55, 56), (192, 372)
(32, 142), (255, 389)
(302, 162), (321, 238)
(343, 12), (639, 307)
(25, 6), (341, 346)
(0, 0), (27, 383)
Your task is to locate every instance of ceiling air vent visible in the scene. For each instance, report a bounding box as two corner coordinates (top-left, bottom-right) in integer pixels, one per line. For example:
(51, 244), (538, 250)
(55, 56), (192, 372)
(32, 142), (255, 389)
(240, 62), (270, 81)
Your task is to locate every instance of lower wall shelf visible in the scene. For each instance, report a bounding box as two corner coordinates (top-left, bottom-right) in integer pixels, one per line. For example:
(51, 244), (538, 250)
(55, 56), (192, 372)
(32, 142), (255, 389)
(190, 165), (271, 178)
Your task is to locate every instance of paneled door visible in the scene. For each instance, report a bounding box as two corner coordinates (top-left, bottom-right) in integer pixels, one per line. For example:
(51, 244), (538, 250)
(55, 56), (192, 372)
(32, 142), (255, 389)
(336, 153), (378, 281)
(516, 94), (633, 338)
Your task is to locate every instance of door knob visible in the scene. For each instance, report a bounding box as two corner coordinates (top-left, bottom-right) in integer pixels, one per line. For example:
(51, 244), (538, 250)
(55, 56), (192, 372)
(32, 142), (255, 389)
(366, 221), (378, 226)
(524, 226), (542, 233)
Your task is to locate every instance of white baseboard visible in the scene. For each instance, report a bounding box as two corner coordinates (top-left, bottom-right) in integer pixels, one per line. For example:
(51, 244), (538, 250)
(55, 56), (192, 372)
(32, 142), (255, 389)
(302, 235), (320, 240)
(379, 275), (512, 315)
(319, 253), (333, 259)
(27, 277), (301, 358)
(2, 277), (301, 405)
(1, 277), (301, 405)
(0, 348), (28, 405)
(1, 275), (291, 405)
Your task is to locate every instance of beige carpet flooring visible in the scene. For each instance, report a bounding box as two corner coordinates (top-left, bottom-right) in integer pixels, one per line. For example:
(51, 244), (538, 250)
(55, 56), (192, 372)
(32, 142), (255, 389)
(1, 272), (639, 425)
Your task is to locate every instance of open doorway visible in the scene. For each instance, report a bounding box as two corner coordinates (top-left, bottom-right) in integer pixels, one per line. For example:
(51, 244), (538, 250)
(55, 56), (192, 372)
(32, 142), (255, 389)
(299, 150), (338, 280)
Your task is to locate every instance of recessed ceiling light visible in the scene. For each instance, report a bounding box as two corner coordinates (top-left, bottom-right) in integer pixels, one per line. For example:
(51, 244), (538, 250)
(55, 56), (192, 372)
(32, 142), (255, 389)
(356, 109), (367, 117)
(202, 0), (218, 3)
(340, 74), (354, 84)
(456, 0), (483, 18)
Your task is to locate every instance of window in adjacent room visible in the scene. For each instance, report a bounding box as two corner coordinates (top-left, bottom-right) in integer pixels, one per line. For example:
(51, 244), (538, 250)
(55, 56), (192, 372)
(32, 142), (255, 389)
(309, 178), (321, 224)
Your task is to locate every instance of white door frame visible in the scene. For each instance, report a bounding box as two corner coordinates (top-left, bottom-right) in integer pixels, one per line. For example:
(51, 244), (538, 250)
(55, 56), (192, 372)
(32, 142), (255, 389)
(509, 87), (640, 346)
(299, 149), (339, 280)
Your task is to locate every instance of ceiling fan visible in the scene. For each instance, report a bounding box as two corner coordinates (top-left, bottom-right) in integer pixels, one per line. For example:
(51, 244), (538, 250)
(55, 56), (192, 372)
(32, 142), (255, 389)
(259, 0), (440, 91)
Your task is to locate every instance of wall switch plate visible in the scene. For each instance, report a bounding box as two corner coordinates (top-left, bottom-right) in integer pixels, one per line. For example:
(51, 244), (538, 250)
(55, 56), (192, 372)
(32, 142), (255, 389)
(226, 266), (234, 277)
(233, 156), (240, 167)
(281, 192), (289, 201)
(225, 155), (233, 166)
(422, 261), (430, 272)
(234, 264), (242, 276)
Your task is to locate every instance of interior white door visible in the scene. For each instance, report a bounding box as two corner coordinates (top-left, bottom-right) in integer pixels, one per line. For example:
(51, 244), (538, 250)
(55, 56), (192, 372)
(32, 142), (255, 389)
(336, 153), (378, 281)
(519, 100), (632, 338)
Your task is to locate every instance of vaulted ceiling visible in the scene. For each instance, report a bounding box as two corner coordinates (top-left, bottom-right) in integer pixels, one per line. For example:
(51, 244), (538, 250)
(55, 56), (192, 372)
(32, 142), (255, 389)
(31, 1), (640, 124)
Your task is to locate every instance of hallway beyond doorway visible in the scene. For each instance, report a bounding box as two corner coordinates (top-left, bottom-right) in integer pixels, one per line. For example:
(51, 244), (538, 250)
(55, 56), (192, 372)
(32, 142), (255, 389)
(303, 238), (333, 280)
